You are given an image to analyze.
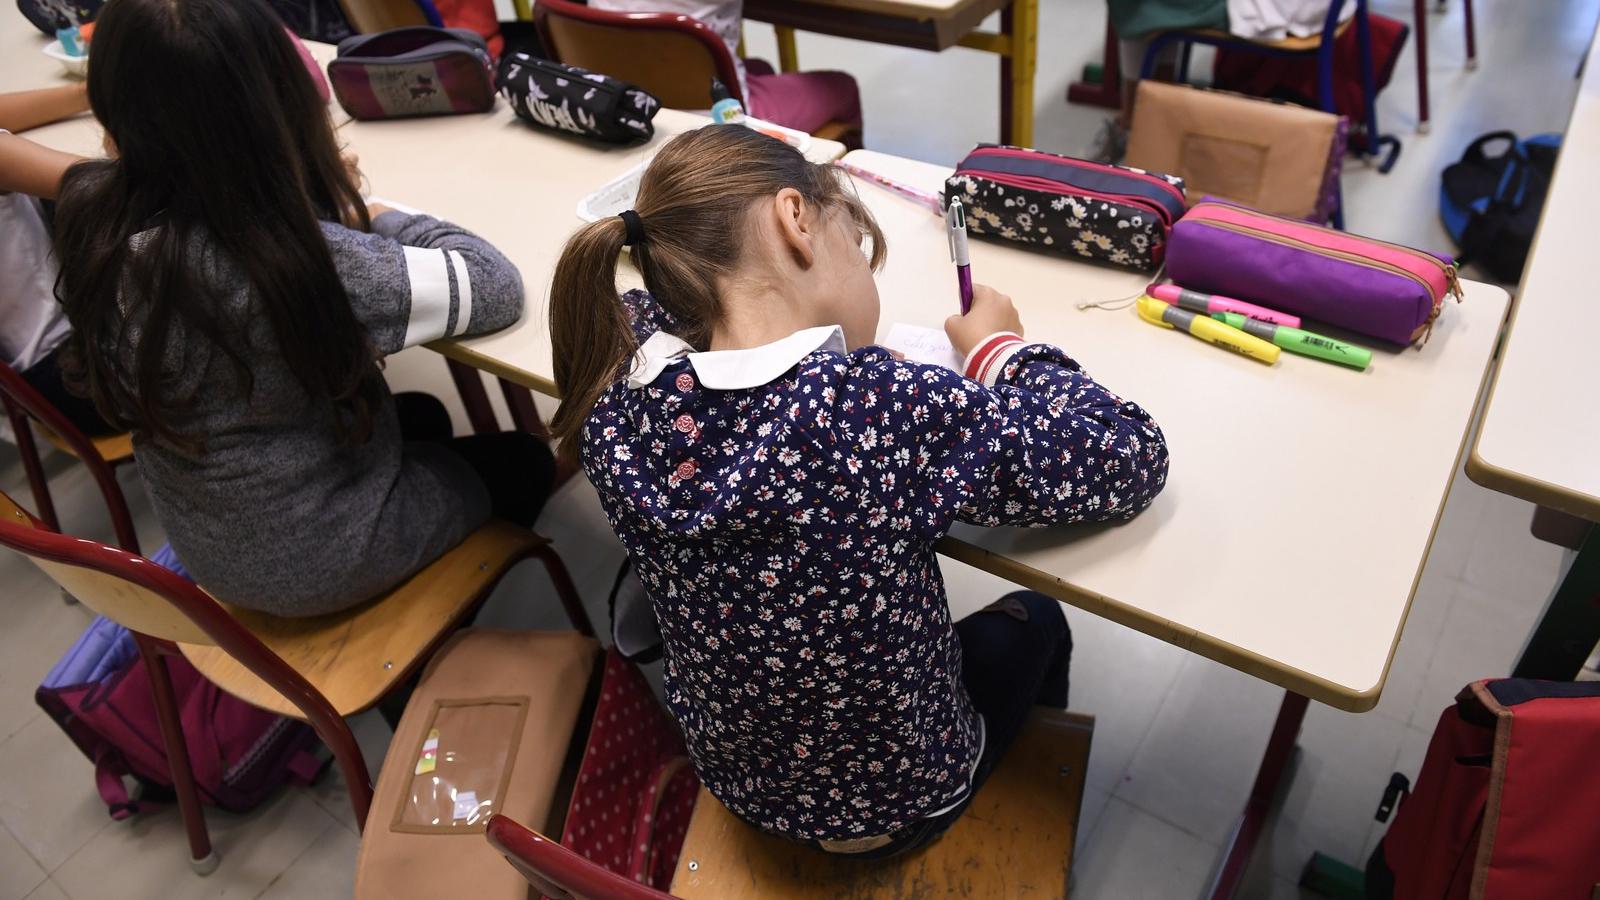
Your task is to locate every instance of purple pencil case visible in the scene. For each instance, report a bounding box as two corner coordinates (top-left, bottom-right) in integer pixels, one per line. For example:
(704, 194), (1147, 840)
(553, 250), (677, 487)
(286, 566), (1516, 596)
(1166, 200), (1463, 346)
(328, 27), (495, 121)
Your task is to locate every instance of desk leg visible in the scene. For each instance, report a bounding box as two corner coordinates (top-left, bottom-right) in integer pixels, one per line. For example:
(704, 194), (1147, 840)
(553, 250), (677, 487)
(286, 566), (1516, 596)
(776, 26), (800, 73)
(998, 0), (1038, 146)
(1206, 691), (1308, 900)
(447, 358), (502, 435)
(1512, 524), (1600, 680)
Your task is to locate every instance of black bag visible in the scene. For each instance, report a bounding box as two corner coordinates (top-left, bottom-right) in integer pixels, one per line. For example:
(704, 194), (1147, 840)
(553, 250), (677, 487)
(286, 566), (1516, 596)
(17, 0), (102, 34)
(496, 52), (660, 144)
(1439, 131), (1560, 284)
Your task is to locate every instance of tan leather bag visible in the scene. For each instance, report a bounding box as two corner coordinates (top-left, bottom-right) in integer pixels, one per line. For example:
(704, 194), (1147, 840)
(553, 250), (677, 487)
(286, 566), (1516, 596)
(1125, 80), (1343, 221)
(354, 629), (599, 899)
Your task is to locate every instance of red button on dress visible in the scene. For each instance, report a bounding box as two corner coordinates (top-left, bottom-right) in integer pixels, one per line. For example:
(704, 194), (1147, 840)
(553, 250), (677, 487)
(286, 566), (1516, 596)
(675, 373), (695, 392)
(674, 460), (698, 480)
(674, 414), (696, 434)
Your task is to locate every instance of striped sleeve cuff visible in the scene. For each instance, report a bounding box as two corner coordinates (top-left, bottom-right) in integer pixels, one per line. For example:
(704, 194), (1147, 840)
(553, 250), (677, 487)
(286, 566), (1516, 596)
(399, 245), (475, 347)
(962, 332), (1027, 387)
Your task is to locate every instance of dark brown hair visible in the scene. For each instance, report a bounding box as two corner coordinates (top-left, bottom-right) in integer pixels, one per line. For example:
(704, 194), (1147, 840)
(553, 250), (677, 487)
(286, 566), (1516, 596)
(53, 0), (376, 450)
(548, 126), (886, 462)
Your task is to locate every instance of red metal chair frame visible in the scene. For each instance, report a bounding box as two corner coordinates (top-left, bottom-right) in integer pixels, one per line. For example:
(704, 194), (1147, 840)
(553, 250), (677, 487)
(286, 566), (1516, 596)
(0, 360), (139, 554)
(486, 813), (678, 900)
(530, 0), (747, 105)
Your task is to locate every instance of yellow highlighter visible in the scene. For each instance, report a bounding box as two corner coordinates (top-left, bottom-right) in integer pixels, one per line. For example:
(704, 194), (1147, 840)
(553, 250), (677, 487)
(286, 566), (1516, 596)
(1136, 295), (1280, 365)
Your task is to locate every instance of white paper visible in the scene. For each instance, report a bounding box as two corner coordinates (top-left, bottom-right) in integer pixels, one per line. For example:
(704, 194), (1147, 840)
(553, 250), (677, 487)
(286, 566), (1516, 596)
(882, 323), (963, 372)
(576, 161), (648, 223)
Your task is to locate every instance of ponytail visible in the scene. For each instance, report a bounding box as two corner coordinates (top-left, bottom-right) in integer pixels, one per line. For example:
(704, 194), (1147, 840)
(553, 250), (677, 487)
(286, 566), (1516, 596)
(547, 126), (887, 466)
(548, 216), (633, 463)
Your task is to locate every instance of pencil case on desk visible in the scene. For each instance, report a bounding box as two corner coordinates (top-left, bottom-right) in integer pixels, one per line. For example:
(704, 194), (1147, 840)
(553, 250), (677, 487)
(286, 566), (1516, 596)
(942, 144), (1187, 271)
(496, 53), (661, 144)
(1166, 200), (1462, 347)
(329, 27), (496, 121)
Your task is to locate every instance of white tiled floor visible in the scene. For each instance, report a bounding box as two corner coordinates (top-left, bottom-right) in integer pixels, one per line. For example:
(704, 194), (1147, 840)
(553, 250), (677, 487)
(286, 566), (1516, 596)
(2, 0), (1593, 896)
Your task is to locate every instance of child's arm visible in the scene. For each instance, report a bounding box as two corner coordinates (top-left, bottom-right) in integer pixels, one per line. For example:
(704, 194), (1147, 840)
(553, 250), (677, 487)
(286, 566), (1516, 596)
(0, 131), (81, 199)
(0, 84), (90, 133)
(322, 209), (525, 355)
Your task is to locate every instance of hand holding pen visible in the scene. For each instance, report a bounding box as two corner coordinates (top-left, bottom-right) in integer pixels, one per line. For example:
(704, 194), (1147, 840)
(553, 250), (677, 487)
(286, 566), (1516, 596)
(946, 284), (1024, 359)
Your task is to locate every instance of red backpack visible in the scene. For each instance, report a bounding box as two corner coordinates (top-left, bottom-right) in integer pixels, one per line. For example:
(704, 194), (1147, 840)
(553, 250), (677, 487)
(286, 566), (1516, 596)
(35, 547), (327, 820)
(1367, 679), (1600, 899)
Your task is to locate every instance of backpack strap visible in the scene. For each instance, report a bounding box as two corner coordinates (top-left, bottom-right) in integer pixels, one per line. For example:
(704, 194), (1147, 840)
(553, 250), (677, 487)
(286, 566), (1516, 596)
(93, 749), (141, 821)
(1460, 131), (1519, 168)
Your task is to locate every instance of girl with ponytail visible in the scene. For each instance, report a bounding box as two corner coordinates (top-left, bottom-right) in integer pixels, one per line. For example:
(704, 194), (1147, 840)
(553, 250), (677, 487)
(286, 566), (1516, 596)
(550, 125), (1170, 855)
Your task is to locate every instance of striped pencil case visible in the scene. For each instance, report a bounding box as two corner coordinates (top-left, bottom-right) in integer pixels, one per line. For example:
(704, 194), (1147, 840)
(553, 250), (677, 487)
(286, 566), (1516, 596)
(1167, 200), (1462, 346)
(942, 144), (1188, 271)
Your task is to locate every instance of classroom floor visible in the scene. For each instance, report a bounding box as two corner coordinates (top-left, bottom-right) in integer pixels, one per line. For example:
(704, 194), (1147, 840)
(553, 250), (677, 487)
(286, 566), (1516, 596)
(2, 0), (1595, 897)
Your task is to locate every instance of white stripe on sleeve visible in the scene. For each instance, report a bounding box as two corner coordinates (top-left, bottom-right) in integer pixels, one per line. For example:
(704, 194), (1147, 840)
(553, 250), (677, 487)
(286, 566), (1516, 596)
(447, 249), (473, 337)
(400, 245), (453, 348)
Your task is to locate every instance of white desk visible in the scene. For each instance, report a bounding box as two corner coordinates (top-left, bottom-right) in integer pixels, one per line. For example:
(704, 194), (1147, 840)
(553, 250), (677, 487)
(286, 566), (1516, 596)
(1465, 20), (1600, 681)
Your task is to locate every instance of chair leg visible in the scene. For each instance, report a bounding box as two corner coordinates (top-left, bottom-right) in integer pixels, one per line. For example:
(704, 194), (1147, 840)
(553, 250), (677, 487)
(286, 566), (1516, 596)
(530, 543), (595, 637)
(1462, 0), (1477, 69)
(1413, 0), (1431, 132)
(4, 397), (61, 532)
(135, 636), (218, 875)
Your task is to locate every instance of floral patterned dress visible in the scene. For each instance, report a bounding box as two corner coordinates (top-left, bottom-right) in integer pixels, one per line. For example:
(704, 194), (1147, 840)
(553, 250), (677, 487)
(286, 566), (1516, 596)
(580, 290), (1170, 841)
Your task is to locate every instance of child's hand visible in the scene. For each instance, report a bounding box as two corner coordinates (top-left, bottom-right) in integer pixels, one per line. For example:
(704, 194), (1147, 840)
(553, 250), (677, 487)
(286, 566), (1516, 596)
(945, 284), (1024, 358)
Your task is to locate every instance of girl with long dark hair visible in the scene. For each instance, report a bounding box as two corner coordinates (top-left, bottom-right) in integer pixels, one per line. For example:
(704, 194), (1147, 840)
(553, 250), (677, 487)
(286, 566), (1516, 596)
(54, 0), (553, 616)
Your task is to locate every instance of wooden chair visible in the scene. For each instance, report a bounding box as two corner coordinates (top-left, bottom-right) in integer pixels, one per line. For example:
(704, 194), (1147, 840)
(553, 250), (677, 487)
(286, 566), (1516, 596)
(530, 0), (857, 144)
(0, 359), (140, 553)
(489, 708), (1094, 899)
(1141, 0), (1402, 173)
(0, 486), (594, 875)
(334, 0), (443, 34)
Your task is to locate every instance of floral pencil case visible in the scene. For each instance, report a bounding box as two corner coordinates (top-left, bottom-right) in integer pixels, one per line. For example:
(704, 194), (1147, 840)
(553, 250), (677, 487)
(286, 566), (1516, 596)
(942, 144), (1188, 271)
(496, 53), (661, 144)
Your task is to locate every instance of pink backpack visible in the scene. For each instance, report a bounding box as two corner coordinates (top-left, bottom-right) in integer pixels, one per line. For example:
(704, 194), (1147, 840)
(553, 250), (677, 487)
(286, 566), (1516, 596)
(34, 547), (327, 819)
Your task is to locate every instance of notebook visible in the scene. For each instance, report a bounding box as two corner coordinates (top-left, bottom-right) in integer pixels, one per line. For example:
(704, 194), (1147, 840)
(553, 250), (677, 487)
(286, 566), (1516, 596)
(882, 323), (963, 372)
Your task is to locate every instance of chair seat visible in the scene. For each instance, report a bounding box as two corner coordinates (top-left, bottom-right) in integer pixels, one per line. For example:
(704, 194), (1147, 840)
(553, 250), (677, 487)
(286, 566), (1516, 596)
(1177, 20), (1351, 54)
(180, 520), (547, 718)
(41, 428), (134, 465)
(670, 709), (1093, 899)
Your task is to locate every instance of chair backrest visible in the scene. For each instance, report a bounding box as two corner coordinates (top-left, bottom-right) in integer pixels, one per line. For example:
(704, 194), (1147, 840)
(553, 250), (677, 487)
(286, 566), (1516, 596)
(531, 0), (742, 109)
(486, 814), (679, 900)
(0, 359), (139, 551)
(335, 0), (433, 33)
(0, 486), (376, 826)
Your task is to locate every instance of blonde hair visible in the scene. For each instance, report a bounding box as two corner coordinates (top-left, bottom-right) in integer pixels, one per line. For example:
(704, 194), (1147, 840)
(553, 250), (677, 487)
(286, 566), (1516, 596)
(548, 126), (886, 462)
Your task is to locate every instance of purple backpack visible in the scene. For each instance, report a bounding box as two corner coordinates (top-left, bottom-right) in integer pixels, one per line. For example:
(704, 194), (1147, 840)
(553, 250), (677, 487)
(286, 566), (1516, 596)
(35, 546), (327, 819)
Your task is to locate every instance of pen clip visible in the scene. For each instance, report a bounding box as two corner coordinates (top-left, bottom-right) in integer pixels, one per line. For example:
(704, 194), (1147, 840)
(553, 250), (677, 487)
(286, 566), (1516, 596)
(945, 198), (964, 262)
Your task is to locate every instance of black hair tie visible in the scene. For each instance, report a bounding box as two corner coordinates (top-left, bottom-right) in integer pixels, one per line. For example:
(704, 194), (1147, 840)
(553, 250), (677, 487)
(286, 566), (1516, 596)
(618, 210), (646, 247)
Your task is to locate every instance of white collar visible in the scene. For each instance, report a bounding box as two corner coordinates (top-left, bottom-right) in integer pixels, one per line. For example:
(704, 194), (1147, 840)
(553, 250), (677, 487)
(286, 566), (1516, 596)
(626, 325), (847, 390)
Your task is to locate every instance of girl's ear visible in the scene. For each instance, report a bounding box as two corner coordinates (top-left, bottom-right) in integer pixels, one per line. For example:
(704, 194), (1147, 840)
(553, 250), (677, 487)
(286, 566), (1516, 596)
(770, 187), (816, 268)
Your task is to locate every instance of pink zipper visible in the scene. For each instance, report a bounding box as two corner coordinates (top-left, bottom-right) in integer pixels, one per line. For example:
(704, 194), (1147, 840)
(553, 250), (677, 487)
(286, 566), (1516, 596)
(954, 168), (1179, 228)
(966, 145), (1190, 207)
(1185, 202), (1461, 304)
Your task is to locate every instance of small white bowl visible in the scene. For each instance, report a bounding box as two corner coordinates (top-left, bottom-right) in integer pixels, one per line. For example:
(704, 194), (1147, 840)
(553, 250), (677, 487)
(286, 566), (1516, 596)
(43, 39), (88, 78)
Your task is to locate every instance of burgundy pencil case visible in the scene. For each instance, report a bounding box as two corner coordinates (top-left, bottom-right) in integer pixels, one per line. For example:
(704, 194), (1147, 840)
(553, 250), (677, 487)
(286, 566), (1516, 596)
(328, 27), (495, 121)
(943, 144), (1188, 271)
(1166, 200), (1463, 346)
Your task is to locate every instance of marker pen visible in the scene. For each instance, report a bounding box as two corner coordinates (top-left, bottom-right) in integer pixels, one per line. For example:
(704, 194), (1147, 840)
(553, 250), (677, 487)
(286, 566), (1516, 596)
(1211, 312), (1372, 370)
(1148, 284), (1300, 328)
(1136, 296), (1279, 365)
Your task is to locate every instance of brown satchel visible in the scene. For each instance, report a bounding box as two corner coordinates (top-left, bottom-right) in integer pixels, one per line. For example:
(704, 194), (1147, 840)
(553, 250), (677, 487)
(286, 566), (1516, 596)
(1124, 80), (1345, 221)
(354, 629), (599, 899)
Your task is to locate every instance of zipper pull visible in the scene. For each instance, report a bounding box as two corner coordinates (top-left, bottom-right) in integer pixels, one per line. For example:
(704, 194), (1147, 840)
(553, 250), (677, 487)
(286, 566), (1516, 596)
(1447, 265), (1464, 301)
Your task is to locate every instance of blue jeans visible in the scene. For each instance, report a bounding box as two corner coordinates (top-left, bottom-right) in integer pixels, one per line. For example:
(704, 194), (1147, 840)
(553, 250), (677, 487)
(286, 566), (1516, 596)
(815, 591), (1072, 860)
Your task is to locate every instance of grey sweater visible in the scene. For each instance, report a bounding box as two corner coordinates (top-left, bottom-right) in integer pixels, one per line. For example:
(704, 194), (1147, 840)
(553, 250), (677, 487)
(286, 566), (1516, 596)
(124, 212), (522, 616)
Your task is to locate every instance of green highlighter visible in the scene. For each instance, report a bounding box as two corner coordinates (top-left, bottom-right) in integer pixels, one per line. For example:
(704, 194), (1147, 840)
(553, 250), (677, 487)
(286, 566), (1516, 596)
(1210, 312), (1372, 370)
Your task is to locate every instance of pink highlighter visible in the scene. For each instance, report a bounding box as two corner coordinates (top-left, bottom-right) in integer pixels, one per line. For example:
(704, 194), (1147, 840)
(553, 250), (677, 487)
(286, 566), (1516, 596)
(1147, 284), (1301, 329)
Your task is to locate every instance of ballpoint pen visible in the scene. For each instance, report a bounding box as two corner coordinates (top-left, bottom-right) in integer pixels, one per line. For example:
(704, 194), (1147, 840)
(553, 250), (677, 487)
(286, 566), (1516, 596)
(947, 197), (973, 314)
(834, 161), (945, 216)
